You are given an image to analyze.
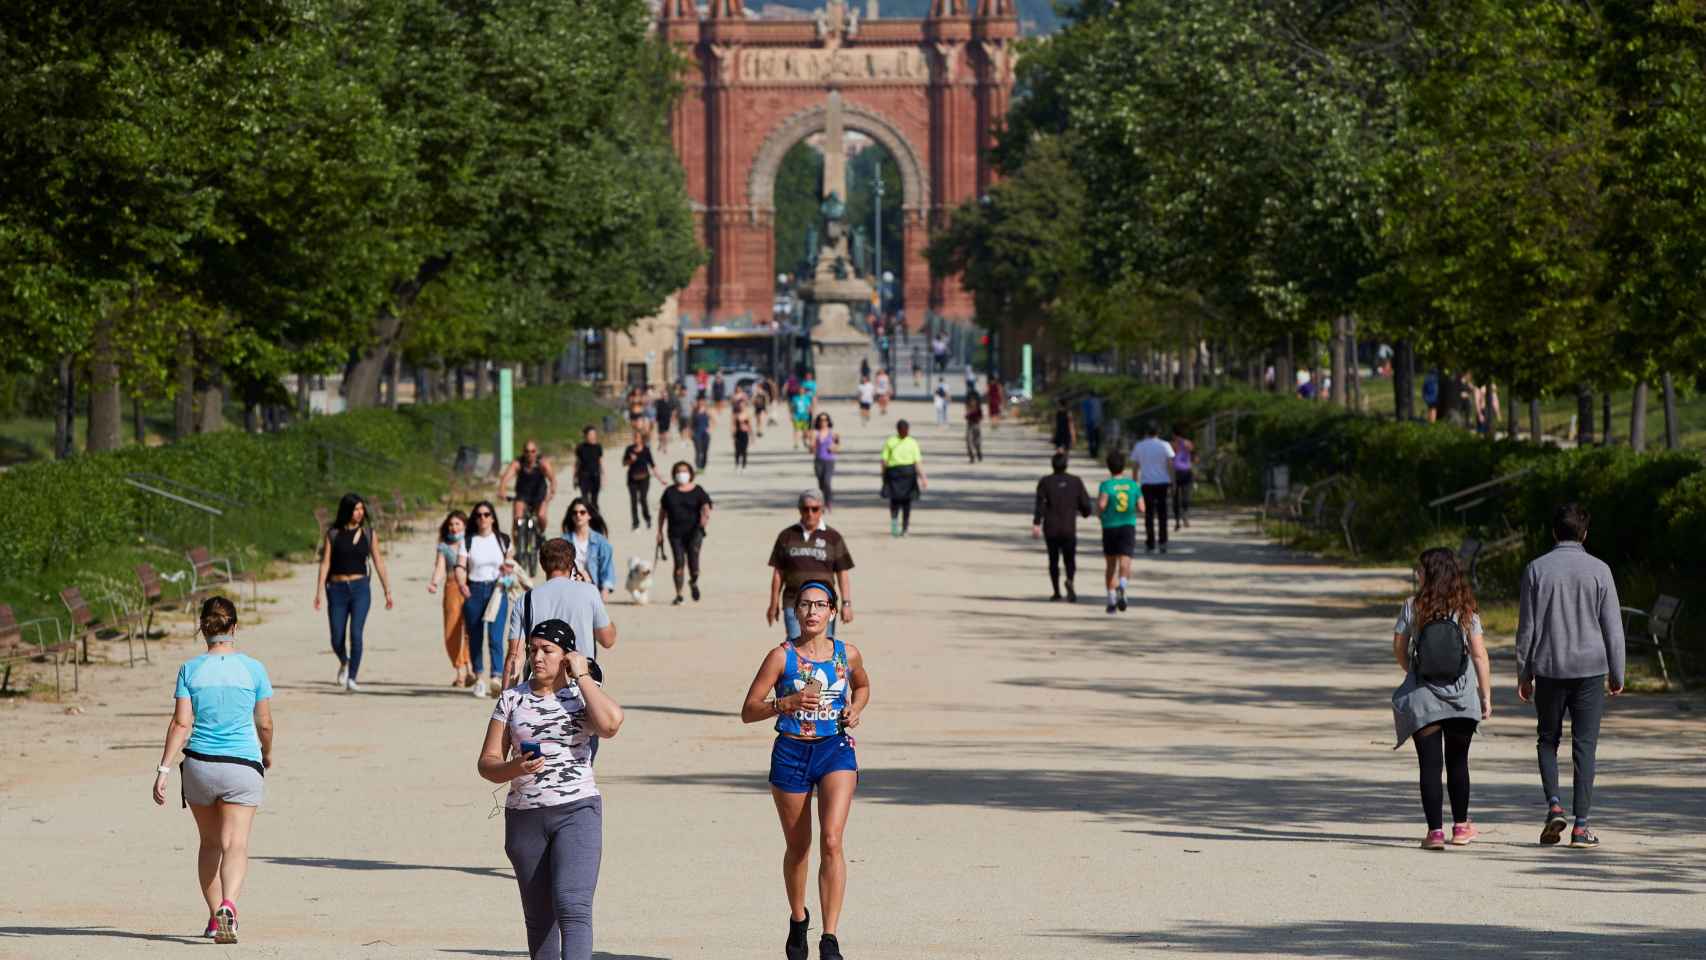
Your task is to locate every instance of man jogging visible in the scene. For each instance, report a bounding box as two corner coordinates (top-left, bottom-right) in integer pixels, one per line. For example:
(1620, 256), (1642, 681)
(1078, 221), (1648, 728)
(1096, 452), (1142, 614)
(1128, 422), (1175, 554)
(765, 489), (855, 640)
(1033, 452), (1092, 602)
(1515, 502), (1626, 849)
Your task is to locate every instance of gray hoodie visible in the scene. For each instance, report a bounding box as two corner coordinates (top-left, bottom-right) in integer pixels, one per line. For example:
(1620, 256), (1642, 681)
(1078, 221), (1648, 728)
(1514, 541), (1626, 686)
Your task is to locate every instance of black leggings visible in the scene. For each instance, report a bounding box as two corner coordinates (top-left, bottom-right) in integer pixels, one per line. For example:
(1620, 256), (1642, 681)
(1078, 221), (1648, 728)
(668, 530), (703, 590)
(627, 477), (650, 528)
(814, 458), (835, 509)
(1413, 718), (1477, 830)
(1045, 535), (1077, 591)
(1173, 470), (1193, 525)
(734, 430), (750, 468)
(888, 499), (912, 531)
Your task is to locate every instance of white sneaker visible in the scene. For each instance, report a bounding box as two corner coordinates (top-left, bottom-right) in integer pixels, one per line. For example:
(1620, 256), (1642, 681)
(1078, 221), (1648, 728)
(336, 664), (347, 687)
(472, 677), (489, 698)
(345, 678), (362, 693)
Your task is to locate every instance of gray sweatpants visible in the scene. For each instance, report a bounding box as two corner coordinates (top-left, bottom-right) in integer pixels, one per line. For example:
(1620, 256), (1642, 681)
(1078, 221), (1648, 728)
(503, 797), (603, 960)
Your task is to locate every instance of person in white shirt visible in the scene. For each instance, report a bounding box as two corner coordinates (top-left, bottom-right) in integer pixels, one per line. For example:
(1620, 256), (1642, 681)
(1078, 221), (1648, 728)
(1128, 422), (1177, 554)
(856, 376), (876, 425)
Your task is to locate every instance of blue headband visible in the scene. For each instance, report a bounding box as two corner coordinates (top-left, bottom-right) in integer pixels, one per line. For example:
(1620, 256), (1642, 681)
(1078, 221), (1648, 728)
(797, 580), (837, 606)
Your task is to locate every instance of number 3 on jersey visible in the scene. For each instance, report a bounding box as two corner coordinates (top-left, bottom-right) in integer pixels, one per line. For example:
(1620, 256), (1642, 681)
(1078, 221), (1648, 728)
(1114, 490), (1129, 512)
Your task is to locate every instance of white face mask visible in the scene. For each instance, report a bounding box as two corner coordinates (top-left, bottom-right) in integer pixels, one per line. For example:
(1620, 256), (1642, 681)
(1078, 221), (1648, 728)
(674, 471), (691, 485)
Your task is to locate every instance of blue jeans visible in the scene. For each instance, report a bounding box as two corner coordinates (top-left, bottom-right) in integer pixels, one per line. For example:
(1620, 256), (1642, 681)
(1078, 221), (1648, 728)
(463, 580), (508, 677)
(782, 605), (837, 641)
(326, 577), (372, 680)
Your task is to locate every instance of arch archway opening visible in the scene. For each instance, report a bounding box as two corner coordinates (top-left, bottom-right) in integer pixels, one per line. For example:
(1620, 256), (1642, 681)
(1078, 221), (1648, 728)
(771, 129), (905, 313)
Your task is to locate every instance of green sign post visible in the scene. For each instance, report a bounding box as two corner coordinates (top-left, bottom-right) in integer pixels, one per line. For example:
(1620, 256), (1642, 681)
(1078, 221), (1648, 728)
(499, 367), (514, 465)
(1022, 344), (1033, 398)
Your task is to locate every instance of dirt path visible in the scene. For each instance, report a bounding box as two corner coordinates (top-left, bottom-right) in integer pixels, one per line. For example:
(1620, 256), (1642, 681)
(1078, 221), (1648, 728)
(3, 400), (1703, 959)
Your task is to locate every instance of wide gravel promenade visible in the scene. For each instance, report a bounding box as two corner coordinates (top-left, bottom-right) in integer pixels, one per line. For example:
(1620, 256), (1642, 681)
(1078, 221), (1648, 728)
(3, 399), (1703, 958)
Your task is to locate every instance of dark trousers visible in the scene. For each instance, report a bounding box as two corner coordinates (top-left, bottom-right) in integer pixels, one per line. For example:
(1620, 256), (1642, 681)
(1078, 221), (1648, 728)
(668, 529), (704, 590)
(576, 474), (600, 513)
(888, 498), (912, 531)
(1045, 535), (1077, 593)
(1141, 483), (1170, 549)
(1173, 470), (1194, 526)
(504, 798), (603, 960)
(692, 431), (710, 470)
(626, 477), (650, 529)
(1536, 675), (1606, 819)
(1085, 423), (1101, 459)
(325, 576), (371, 679)
(734, 430), (750, 468)
(965, 422), (983, 461)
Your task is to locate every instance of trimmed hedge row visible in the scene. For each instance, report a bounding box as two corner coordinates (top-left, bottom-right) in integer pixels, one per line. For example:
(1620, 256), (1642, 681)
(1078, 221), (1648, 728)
(1052, 374), (1706, 587)
(0, 385), (608, 585)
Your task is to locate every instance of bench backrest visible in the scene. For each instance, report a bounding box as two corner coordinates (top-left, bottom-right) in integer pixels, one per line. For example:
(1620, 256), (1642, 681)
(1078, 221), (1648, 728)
(187, 546), (215, 576)
(1651, 595), (1682, 637)
(60, 587), (92, 627)
(136, 563), (163, 602)
(314, 507), (331, 531)
(1458, 539), (1483, 566)
(0, 604), (19, 648)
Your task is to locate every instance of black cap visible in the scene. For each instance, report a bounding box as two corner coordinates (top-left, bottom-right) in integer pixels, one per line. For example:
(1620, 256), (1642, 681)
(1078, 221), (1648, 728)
(528, 618), (603, 684)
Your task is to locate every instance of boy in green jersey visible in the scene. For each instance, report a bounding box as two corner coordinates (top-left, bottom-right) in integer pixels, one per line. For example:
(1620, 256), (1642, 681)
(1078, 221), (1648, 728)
(1096, 451), (1143, 614)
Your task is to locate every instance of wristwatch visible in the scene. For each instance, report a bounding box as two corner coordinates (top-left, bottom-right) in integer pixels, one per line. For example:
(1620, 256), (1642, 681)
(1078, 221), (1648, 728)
(156, 765), (170, 774)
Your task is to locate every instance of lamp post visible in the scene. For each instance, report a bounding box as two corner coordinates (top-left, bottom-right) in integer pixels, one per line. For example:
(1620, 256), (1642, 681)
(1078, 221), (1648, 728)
(873, 164), (885, 314)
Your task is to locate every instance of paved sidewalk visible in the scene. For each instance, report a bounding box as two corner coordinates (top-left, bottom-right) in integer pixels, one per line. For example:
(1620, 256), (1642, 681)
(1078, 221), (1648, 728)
(2, 400), (1703, 958)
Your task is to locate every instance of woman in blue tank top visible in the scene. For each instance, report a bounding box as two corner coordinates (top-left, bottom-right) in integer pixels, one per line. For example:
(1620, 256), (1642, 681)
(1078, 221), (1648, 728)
(742, 581), (870, 960)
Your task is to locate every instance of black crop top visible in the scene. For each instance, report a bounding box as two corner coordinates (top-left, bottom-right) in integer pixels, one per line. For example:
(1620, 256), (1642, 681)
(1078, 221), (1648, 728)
(327, 526), (371, 576)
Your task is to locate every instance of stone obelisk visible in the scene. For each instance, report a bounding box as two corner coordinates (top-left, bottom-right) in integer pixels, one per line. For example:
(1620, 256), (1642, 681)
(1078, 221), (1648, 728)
(822, 89), (847, 209)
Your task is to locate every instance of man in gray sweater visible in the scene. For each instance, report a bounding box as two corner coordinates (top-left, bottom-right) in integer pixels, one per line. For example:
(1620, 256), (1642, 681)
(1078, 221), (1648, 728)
(1515, 502), (1625, 849)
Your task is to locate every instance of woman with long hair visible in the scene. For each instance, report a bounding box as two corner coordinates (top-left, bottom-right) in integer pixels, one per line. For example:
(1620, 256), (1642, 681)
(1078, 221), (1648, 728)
(741, 581), (870, 960)
(312, 492), (394, 692)
(560, 496), (616, 598)
(152, 596), (274, 944)
(429, 510), (473, 687)
(462, 500), (514, 698)
(1391, 547), (1492, 850)
(810, 413), (841, 511)
(1170, 424), (1197, 530)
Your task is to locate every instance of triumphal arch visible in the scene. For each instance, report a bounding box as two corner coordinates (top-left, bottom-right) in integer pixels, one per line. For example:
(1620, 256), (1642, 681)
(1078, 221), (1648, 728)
(659, 0), (1018, 327)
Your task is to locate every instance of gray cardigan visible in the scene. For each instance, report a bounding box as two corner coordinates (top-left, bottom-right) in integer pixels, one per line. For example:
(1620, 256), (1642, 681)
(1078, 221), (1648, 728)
(1514, 541), (1626, 686)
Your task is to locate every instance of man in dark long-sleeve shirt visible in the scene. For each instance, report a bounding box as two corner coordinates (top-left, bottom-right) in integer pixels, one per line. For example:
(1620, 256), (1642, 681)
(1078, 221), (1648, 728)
(1032, 452), (1093, 602)
(1515, 502), (1626, 849)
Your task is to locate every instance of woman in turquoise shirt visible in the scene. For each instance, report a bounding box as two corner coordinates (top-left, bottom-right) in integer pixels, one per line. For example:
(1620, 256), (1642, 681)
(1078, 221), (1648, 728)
(152, 597), (275, 944)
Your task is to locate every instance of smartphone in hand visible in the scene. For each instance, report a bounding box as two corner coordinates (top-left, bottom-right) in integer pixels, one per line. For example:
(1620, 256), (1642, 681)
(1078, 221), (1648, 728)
(520, 740), (543, 759)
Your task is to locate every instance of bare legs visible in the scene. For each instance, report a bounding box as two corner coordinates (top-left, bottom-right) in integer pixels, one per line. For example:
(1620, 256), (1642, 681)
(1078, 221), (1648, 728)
(771, 770), (857, 936)
(189, 801), (257, 916)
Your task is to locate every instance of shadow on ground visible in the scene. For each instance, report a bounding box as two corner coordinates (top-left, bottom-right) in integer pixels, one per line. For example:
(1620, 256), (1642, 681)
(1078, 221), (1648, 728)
(1039, 920), (1706, 958)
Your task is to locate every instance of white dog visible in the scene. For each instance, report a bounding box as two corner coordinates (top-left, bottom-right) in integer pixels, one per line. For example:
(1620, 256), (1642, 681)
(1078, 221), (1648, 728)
(626, 556), (654, 605)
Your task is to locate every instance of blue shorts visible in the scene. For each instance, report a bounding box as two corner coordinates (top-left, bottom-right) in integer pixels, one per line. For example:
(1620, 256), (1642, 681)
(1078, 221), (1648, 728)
(768, 734), (858, 794)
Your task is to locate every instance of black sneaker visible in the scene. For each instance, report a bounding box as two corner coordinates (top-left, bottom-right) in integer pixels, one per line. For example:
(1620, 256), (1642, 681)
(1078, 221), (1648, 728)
(1160, 544), (1167, 554)
(1049, 593), (1062, 602)
(1540, 805), (1568, 845)
(819, 933), (844, 960)
(672, 596), (685, 606)
(691, 583), (702, 602)
(1105, 602), (1117, 615)
(1570, 827), (1601, 849)
(1065, 583), (1076, 603)
(786, 910), (809, 960)
(1116, 587), (1127, 612)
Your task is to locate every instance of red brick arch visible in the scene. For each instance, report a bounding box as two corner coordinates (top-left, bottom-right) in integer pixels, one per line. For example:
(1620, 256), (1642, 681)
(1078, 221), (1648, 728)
(660, 0), (1017, 329)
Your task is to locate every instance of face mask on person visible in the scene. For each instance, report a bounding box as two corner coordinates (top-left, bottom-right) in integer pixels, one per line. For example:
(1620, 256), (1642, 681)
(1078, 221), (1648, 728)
(674, 471), (691, 484)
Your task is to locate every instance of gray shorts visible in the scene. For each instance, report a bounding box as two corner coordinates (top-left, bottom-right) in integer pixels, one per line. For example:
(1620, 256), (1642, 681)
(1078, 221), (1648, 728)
(182, 757), (265, 807)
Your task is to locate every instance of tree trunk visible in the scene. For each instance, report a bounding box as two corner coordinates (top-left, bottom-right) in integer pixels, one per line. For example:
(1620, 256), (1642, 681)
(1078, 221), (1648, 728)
(86, 315), (123, 452)
(1662, 373), (1680, 450)
(1278, 334), (1294, 397)
(243, 403), (259, 433)
(1484, 380), (1497, 439)
(132, 396), (147, 445)
(1505, 388), (1517, 439)
(54, 355), (76, 458)
(1629, 380), (1648, 452)
(197, 374), (225, 433)
(1393, 340), (1414, 421)
(1529, 398), (1542, 443)
(385, 350), (401, 409)
(1575, 385), (1593, 445)
(1329, 315), (1348, 407)
(1346, 316), (1360, 411)
(472, 362), (486, 399)
(296, 371), (310, 418)
(1601, 392), (1613, 447)
(456, 367), (466, 400)
(175, 351), (197, 440)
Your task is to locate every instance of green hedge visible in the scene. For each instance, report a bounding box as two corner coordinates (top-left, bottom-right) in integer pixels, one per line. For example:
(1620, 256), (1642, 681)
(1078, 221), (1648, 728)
(0, 385), (609, 627)
(1052, 374), (1706, 591)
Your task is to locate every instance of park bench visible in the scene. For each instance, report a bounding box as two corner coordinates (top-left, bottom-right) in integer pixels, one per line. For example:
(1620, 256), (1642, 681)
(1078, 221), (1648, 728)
(0, 604), (75, 699)
(1339, 497), (1359, 557)
(1300, 475), (1345, 529)
(186, 546), (257, 612)
(121, 563), (172, 665)
(59, 586), (111, 665)
(1260, 465), (1292, 522)
(1456, 533), (1524, 592)
(1622, 596), (1684, 690)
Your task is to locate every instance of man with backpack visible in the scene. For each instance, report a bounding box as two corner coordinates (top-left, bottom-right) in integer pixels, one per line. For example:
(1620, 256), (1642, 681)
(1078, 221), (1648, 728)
(1515, 502), (1626, 849)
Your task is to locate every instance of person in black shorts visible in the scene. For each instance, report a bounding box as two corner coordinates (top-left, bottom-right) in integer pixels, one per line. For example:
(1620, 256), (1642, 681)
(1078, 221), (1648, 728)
(573, 426), (604, 512)
(656, 461), (713, 605)
(622, 431), (667, 531)
(653, 389), (676, 454)
(499, 440), (558, 533)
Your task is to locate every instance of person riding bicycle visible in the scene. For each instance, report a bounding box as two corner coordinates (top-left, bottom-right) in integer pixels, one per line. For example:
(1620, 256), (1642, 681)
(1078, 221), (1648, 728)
(499, 440), (557, 537)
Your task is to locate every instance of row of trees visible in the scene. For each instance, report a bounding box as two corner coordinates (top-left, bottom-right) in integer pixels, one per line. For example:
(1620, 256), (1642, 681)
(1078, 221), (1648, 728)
(929, 0), (1706, 448)
(1, 0), (700, 456)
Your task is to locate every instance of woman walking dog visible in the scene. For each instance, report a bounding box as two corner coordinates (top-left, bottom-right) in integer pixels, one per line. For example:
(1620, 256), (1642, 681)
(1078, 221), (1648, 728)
(742, 581), (871, 960)
(152, 596), (274, 944)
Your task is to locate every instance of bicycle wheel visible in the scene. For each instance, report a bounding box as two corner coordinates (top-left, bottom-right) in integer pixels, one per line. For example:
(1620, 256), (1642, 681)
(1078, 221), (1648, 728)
(521, 520), (539, 578)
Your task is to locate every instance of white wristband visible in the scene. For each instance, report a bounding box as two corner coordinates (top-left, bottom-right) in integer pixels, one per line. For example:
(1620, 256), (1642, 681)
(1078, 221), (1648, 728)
(156, 765), (170, 775)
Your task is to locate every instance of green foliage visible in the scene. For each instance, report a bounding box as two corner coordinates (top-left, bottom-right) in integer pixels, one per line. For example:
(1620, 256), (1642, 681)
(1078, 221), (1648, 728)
(773, 142), (823, 281)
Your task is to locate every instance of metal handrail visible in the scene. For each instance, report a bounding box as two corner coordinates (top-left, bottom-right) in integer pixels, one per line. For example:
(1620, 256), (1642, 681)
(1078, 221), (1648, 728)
(123, 476), (222, 553)
(1426, 466), (1536, 511)
(123, 473), (248, 509)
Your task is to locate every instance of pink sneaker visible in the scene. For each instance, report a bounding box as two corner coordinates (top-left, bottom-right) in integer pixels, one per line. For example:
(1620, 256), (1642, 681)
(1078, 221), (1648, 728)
(1420, 829), (1446, 850)
(1451, 822), (1479, 846)
(213, 900), (238, 944)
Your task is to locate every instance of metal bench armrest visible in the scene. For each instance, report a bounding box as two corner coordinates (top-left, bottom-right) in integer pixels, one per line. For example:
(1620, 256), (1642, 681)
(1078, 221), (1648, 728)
(16, 615), (64, 649)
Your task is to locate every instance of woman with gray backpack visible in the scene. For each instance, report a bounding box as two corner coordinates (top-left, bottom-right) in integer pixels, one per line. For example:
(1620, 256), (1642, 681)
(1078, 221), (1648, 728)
(1391, 547), (1492, 850)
